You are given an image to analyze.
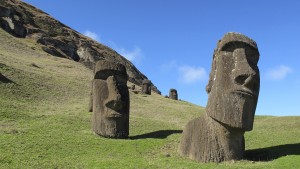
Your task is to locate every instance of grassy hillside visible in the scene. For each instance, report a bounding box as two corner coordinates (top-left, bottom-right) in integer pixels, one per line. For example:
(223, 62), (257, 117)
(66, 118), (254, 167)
(0, 28), (299, 169)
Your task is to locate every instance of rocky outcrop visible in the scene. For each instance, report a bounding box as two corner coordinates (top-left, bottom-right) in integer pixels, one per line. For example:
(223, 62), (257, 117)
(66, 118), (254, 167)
(0, 0), (160, 93)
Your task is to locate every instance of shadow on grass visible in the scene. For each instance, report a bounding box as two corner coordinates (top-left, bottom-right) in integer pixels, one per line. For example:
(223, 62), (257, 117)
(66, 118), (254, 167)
(0, 73), (15, 83)
(130, 130), (182, 140)
(245, 143), (300, 161)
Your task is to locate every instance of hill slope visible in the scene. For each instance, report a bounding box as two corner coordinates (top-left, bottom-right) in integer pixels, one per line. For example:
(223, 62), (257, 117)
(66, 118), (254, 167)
(1, 23), (300, 168)
(0, 0), (160, 93)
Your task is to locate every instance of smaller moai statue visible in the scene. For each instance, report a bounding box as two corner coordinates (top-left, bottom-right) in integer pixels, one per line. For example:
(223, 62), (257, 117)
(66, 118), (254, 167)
(88, 82), (93, 112)
(90, 60), (130, 139)
(141, 79), (151, 95)
(169, 89), (178, 100)
(131, 84), (135, 90)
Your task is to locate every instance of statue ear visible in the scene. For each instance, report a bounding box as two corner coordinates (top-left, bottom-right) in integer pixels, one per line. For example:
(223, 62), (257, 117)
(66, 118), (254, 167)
(206, 53), (217, 94)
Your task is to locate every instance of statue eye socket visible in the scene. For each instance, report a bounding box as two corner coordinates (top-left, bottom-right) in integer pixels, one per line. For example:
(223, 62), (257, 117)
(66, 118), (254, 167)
(221, 42), (258, 53)
(94, 70), (127, 81)
(221, 42), (259, 64)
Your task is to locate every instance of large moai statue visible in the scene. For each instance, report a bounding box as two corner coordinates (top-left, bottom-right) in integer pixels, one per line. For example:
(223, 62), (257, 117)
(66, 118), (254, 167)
(141, 79), (151, 95)
(179, 32), (260, 163)
(169, 89), (178, 100)
(90, 60), (130, 138)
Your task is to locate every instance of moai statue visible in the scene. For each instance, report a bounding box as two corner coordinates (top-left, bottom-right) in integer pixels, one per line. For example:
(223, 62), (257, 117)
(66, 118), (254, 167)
(179, 32), (260, 163)
(90, 60), (130, 138)
(131, 84), (135, 90)
(141, 79), (151, 95)
(169, 89), (178, 100)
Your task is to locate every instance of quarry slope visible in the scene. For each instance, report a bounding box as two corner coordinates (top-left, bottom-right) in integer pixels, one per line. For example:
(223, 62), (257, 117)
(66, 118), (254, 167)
(0, 0), (160, 93)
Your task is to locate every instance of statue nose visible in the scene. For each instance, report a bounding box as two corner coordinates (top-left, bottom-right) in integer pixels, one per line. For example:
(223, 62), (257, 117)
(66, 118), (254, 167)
(233, 48), (260, 92)
(105, 76), (124, 111)
(234, 74), (259, 91)
(105, 99), (123, 111)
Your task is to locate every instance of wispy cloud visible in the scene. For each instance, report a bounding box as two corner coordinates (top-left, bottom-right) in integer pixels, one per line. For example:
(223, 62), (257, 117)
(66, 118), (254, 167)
(117, 46), (143, 65)
(83, 30), (99, 41)
(160, 60), (178, 72)
(97, 40), (144, 65)
(160, 61), (208, 84)
(178, 66), (207, 84)
(266, 65), (292, 80)
(117, 46), (141, 61)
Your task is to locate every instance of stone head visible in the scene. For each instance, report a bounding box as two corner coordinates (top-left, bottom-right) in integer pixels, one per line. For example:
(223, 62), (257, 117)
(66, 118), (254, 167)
(131, 84), (135, 90)
(206, 32), (260, 131)
(169, 89), (178, 100)
(141, 79), (151, 94)
(92, 60), (129, 138)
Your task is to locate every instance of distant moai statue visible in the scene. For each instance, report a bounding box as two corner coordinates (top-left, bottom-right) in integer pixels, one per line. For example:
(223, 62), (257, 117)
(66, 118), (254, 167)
(179, 32), (260, 163)
(131, 84), (135, 90)
(141, 79), (151, 95)
(169, 89), (178, 100)
(89, 60), (130, 138)
(88, 82), (93, 112)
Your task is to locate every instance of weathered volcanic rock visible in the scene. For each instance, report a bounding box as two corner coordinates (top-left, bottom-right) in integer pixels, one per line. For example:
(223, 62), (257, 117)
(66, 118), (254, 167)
(179, 32), (260, 163)
(91, 60), (129, 139)
(141, 79), (151, 95)
(0, 0), (160, 94)
(169, 89), (178, 100)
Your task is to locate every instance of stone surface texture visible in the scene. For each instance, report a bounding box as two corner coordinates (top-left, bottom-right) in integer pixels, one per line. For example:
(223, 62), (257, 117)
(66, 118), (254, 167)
(141, 79), (151, 95)
(0, 0), (160, 94)
(91, 60), (129, 138)
(179, 32), (260, 163)
(169, 89), (178, 100)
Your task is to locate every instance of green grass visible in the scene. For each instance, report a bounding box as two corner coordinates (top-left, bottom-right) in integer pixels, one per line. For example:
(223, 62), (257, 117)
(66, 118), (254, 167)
(0, 28), (300, 168)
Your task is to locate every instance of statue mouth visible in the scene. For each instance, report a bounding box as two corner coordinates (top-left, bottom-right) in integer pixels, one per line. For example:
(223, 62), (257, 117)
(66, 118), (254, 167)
(105, 108), (123, 118)
(232, 89), (257, 97)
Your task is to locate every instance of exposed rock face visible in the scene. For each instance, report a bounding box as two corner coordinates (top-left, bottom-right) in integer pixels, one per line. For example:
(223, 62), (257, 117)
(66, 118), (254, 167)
(91, 60), (129, 138)
(169, 89), (178, 100)
(141, 79), (151, 95)
(179, 32), (260, 163)
(0, 0), (160, 94)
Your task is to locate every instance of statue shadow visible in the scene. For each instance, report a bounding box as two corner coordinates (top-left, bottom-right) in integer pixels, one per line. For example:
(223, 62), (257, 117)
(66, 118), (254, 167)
(130, 130), (182, 140)
(245, 143), (300, 161)
(0, 74), (15, 84)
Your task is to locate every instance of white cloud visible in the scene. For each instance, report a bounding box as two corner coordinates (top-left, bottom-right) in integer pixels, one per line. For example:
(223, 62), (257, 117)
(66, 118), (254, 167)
(266, 65), (292, 80)
(83, 30), (99, 41)
(117, 46), (143, 64)
(106, 41), (143, 65)
(178, 66), (207, 84)
(160, 60), (178, 72)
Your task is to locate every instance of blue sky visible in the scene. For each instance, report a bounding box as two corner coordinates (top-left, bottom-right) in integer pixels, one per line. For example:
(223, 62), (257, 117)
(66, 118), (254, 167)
(23, 0), (300, 116)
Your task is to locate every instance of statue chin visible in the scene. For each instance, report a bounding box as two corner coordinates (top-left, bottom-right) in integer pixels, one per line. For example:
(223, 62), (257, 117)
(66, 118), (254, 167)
(220, 92), (256, 130)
